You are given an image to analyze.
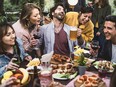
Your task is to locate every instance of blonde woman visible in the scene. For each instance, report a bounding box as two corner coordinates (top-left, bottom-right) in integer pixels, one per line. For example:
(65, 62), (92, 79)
(13, 3), (42, 58)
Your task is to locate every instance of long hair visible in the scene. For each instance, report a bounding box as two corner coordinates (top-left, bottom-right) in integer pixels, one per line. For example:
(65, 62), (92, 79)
(0, 23), (15, 53)
(20, 3), (41, 29)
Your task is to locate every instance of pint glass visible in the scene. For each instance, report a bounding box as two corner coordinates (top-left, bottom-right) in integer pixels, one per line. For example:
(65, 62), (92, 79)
(70, 27), (77, 41)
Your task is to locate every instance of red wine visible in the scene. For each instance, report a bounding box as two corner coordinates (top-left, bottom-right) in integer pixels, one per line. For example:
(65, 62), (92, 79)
(98, 69), (107, 78)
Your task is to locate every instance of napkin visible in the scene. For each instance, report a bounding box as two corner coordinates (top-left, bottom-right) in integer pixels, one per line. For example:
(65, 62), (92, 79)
(41, 51), (54, 63)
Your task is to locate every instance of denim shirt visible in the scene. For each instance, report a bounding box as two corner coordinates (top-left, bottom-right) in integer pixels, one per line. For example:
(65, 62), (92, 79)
(0, 37), (29, 77)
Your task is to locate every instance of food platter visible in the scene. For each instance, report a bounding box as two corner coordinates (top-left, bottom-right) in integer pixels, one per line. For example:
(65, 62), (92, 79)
(52, 72), (77, 80)
(74, 74), (107, 87)
(93, 60), (115, 73)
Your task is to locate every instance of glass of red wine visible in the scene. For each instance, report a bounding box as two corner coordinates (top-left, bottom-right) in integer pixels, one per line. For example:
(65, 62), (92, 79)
(91, 40), (99, 50)
(98, 69), (107, 79)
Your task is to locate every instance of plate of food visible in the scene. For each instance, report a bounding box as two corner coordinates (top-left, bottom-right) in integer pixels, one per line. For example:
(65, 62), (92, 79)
(93, 60), (115, 72)
(74, 74), (107, 87)
(52, 62), (77, 80)
(51, 54), (71, 64)
(52, 72), (77, 80)
(1, 68), (30, 86)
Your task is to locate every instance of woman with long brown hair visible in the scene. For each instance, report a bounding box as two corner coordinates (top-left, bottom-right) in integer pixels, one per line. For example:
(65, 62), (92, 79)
(13, 3), (42, 58)
(0, 22), (32, 77)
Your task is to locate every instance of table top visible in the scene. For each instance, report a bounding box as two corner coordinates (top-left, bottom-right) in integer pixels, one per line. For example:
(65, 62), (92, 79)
(66, 71), (110, 87)
(8, 60), (111, 87)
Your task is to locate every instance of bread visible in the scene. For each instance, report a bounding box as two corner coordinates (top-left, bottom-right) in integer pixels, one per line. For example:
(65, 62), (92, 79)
(77, 77), (84, 84)
(84, 81), (92, 87)
(82, 75), (88, 81)
(91, 80), (98, 87)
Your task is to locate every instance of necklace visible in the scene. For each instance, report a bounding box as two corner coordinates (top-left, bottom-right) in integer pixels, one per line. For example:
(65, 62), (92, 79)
(54, 24), (63, 33)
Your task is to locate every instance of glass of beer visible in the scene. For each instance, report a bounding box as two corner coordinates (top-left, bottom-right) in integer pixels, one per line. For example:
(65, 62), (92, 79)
(70, 26), (77, 41)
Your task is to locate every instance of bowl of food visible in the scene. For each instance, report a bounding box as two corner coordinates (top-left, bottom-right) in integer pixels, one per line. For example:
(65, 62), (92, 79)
(1, 68), (30, 86)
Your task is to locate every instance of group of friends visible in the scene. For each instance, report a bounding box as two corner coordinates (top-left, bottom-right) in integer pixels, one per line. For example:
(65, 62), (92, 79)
(0, 1), (116, 87)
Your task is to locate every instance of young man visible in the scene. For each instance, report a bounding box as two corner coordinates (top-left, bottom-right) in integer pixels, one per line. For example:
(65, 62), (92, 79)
(90, 15), (116, 63)
(64, 6), (94, 42)
(39, 3), (85, 57)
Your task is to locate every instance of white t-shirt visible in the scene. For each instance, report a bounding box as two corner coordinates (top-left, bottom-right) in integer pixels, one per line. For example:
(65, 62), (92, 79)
(111, 44), (116, 63)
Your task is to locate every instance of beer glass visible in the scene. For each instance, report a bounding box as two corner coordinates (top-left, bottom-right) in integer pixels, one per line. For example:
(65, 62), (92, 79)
(70, 26), (77, 41)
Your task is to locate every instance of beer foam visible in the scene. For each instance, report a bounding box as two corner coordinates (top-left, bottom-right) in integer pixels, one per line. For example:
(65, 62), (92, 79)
(70, 28), (77, 31)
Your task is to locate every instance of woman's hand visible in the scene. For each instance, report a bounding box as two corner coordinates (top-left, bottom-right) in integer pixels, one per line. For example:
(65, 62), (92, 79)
(24, 56), (32, 61)
(0, 77), (20, 87)
(6, 58), (19, 70)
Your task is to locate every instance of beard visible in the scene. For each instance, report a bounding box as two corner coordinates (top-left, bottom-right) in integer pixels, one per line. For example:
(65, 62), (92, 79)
(54, 13), (65, 22)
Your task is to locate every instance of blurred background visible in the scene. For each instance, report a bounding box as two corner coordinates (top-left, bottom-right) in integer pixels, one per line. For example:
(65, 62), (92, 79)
(0, 0), (116, 24)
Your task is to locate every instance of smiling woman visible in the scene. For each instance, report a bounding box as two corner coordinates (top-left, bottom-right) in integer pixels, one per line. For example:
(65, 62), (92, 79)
(12, 3), (42, 58)
(0, 22), (32, 77)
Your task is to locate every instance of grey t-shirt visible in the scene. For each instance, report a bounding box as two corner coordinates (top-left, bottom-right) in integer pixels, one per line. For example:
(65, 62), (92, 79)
(111, 44), (116, 63)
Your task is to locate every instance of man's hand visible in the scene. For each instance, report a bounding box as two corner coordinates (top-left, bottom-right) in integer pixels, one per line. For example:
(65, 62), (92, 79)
(77, 28), (82, 38)
(96, 32), (100, 36)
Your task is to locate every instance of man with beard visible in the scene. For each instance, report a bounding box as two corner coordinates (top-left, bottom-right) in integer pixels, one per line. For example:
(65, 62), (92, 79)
(64, 6), (94, 42)
(39, 3), (85, 57)
(90, 15), (116, 63)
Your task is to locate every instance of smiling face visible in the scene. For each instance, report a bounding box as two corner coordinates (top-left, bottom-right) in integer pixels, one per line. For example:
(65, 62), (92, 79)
(2, 27), (16, 47)
(103, 21), (116, 41)
(79, 13), (92, 25)
(29, 8), (41, 25)
(52, 6), (65, 21)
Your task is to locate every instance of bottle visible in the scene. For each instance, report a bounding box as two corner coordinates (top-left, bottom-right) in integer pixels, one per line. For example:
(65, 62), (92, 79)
(34, 66), (38, 79)
(13, 54), (21, 66)
(33, 66), (41, 87)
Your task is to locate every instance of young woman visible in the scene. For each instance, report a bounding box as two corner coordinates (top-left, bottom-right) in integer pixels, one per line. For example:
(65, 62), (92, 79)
(13, 3), (42, 58)
(0, 23), (32, 77)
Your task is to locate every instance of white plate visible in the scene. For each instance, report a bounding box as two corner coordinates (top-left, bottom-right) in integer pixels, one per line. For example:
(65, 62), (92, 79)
(26, 66), (42, 74)
(93, 61), (114, 72)
(52, 72), (77, 80)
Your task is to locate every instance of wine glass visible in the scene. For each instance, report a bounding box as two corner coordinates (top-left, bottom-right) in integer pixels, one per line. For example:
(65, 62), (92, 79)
(98, 69), (107, 79)
(91, 40), (99, 50)
(90, 40), (99, 59)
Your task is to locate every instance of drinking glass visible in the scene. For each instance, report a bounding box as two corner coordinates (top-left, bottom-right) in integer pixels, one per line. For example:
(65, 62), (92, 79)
(91, 40), (99, 50)
(38, 69), (53, 87)
(98, 69), (107, 78)
(70, 26), (77, 41)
